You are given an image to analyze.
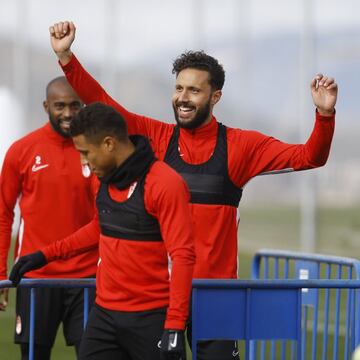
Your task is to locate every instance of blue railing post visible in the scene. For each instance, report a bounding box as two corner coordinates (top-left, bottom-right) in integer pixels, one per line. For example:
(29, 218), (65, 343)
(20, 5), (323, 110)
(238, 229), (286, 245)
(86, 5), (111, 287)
(83, 287), (89, 329)
(0, 278), (96, 360)
(251, 249), (360, 359)
(29, 288), (36, 360)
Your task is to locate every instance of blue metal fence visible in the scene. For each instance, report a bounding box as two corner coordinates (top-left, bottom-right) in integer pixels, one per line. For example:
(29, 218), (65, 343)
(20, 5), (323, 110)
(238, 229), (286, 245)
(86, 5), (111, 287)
(2, 255), (360, 360)
(192, 279), (360, 360)
(251, 249), (360, 360)
(0, 278), (96, 360)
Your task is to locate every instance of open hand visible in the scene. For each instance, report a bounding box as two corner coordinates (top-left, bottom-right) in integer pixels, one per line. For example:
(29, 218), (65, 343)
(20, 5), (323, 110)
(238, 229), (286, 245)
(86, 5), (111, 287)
(311, 74), (338, 116)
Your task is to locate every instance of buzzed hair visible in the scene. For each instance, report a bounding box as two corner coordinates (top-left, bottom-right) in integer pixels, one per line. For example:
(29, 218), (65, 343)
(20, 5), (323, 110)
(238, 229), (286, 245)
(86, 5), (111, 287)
(45, 76), (70, 98)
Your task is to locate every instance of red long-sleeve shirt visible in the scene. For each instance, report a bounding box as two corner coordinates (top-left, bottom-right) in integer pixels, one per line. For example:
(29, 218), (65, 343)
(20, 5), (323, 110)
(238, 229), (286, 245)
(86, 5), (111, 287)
(0, 123), (98, 280)
(61, 54), (335, 279)
(42, 161), (195, 330)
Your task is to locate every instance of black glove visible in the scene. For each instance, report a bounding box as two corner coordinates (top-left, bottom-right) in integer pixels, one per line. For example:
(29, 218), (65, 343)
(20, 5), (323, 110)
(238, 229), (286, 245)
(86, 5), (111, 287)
(159, 329), (186, 360)
(9, 251), (47, 286)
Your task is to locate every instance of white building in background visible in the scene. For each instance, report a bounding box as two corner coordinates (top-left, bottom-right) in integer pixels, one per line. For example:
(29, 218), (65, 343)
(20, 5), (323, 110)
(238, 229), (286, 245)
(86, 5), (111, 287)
(0, 87), (24, 167)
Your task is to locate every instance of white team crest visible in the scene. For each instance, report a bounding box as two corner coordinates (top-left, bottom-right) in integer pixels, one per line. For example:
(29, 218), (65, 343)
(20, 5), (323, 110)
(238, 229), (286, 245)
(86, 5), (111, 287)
(16, 315), (22, 335)
(82, 164), (91, 178)
(31, 155), (49, 172)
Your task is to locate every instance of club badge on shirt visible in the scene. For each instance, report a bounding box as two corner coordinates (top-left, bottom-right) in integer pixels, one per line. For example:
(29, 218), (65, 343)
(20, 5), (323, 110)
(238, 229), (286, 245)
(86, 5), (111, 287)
(82, 164), (91, 178)
(16, 315), (22, 335)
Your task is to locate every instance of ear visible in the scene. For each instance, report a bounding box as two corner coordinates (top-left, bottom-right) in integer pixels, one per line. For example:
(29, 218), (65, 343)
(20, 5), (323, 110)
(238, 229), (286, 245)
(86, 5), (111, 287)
(43, 100), (49, 114)
(211, 90), (222, 106)
(102, 136), (116, 152)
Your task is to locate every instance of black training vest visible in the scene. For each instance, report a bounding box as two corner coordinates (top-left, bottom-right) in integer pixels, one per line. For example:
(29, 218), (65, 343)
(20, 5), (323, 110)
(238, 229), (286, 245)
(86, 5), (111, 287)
(163, 123), (242, 206)
(97, 171), (162, 241)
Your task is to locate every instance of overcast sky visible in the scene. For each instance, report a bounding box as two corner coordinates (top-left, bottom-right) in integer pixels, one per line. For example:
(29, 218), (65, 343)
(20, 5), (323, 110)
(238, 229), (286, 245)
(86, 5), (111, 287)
(0, 0), (359, 64)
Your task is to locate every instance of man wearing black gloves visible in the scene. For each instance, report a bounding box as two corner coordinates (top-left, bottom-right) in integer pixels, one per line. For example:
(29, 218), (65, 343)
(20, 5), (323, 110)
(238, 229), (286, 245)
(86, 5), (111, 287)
(10, 252), (47, 285)
(10, 102), (195, 360)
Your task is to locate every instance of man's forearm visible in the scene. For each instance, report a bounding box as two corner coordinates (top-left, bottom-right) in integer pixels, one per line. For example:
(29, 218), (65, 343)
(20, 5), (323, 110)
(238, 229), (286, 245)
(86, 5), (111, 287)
(42, 219), (99, 262)
(56, 50), (73, 66)
(302, 111), (335, 168)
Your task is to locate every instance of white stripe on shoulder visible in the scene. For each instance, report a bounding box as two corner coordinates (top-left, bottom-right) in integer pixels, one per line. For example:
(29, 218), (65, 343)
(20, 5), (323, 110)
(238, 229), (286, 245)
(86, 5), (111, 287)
(258, 168), (294, 176)
(15, 218), (25, 262)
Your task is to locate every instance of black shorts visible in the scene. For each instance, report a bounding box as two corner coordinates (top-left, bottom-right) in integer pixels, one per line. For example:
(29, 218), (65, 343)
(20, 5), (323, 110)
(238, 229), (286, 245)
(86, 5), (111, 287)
(79, 304), (167, 360)
(187, 310), (240, 360)
(15, 284), (96, 347)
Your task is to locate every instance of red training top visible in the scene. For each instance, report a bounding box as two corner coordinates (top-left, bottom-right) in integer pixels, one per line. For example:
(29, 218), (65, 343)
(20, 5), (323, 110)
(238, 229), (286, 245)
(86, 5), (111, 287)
(61, 54), (335, 280)
(0, 123), (98, 280)
(42, 160), (195, 330)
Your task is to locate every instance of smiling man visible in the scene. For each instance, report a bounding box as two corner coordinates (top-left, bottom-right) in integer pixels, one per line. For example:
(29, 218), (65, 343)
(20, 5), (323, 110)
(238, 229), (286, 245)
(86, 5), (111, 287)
(0, 77), (98, 360)
(172, 66), (221, 130)
(50, 21), (337, 360)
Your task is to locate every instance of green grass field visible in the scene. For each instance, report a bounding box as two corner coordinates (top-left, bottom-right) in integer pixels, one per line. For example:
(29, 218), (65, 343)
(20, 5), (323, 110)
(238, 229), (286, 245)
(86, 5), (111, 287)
(1, 206), (359, 359)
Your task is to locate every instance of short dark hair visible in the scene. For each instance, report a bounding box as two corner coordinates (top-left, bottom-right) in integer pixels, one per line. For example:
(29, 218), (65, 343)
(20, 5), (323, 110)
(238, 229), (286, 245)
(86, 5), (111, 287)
(172, 50), (225, 90)
(70, 102), (128, 143)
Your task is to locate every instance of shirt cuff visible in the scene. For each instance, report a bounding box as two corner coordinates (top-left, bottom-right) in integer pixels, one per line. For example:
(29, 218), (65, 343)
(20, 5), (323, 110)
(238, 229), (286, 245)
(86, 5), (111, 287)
(59, 53), (77, 72)
(164, 318), (186, 331)
(316, 108), (335, 121)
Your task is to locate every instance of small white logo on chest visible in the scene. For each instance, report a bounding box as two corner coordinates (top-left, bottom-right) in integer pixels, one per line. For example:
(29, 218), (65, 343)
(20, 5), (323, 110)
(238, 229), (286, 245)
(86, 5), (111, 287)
(31, 156), (49, 172)
(127, 182), (138, 198)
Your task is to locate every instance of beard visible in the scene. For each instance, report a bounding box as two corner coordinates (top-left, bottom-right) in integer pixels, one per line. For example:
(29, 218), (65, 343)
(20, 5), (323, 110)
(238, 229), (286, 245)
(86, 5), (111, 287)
(173, 97), (211, 130)
(49, 113), (72, 138)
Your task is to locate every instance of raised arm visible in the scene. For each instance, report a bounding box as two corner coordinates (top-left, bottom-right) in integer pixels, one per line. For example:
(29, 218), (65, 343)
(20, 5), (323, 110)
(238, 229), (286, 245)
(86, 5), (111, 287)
(229, 74), (337, 186)
(49, 20), (75, 66)
(49, 21), (123, 109)
(49, 21), (171, 142)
